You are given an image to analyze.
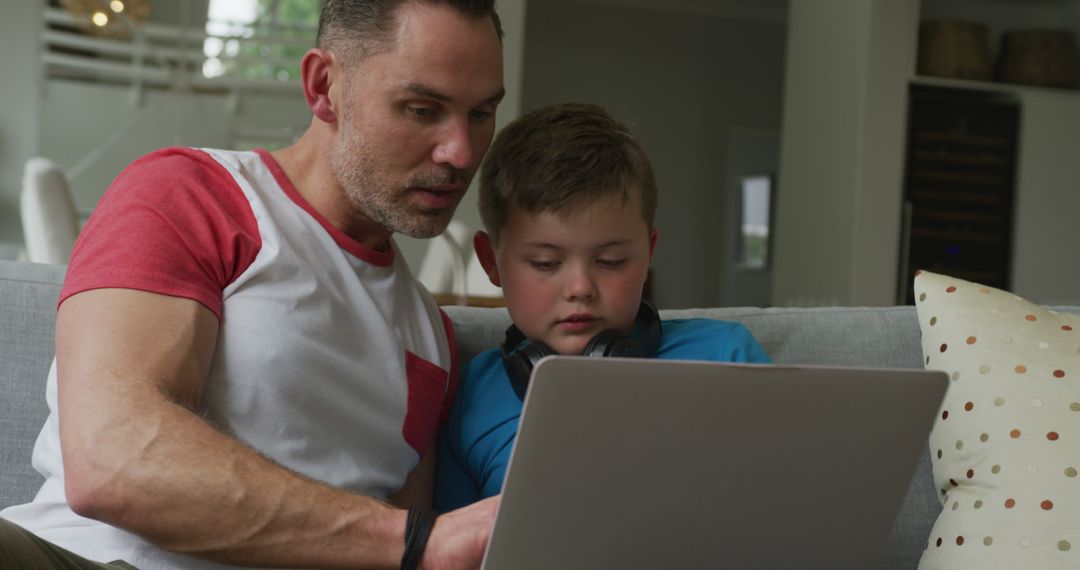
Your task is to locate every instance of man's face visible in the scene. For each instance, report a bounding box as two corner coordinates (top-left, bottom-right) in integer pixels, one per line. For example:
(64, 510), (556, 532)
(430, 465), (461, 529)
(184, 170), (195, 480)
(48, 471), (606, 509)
(485, 190), (657, 355)
(331, 2), (504, 239)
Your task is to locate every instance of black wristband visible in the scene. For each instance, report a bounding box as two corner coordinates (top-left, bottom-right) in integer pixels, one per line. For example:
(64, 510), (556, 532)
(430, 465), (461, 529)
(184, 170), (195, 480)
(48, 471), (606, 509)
(401, 508), (437, 570)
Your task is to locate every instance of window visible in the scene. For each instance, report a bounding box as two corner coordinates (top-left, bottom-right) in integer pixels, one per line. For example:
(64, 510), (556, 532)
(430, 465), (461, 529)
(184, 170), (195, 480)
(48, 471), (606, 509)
(736, 175), (773, 269)
(203, 0), (319, 82)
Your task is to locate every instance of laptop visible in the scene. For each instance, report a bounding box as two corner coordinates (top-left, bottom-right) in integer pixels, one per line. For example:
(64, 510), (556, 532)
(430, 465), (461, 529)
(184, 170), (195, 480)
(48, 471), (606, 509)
(479, 357), (947, 570)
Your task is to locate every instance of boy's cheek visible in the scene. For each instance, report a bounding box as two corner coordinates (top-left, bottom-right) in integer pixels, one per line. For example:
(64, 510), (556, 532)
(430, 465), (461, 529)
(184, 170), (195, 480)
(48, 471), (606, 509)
(504, 286), (556, 333)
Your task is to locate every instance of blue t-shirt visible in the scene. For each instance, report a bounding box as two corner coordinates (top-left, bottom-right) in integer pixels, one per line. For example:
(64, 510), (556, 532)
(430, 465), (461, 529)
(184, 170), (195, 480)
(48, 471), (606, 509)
(434, 318), (771, 512)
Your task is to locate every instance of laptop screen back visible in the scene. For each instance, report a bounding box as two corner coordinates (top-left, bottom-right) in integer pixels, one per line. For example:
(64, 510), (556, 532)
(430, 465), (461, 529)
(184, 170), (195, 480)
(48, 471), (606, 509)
(480, 357), (947, 570)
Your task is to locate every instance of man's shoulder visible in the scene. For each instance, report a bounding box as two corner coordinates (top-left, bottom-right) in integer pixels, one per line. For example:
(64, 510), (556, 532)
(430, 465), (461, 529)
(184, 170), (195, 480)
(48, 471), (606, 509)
(109, 147), (248, 198)
(60, 146), (264, 316)
(128, 146), (227, 170)
(93, 146), (261, 232)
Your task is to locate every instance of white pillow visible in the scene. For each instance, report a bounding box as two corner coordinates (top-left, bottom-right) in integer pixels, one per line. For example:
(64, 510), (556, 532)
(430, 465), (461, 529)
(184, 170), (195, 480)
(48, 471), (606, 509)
(915, 271), (1080, 569)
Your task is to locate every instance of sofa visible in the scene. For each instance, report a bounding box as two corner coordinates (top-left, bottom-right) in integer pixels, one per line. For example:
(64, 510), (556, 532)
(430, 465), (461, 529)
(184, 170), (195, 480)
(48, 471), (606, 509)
(0, 258), (949, 568)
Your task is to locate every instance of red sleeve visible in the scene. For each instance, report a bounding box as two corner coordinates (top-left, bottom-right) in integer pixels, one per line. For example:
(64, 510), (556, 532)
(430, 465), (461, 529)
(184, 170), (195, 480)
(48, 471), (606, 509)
(61, 148), (261, 319)
(438, 309), (461, 427)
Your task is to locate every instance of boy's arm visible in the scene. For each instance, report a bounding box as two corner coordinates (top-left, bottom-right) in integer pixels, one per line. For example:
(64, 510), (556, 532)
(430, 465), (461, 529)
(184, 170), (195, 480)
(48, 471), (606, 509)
(434, 415), (483, 512)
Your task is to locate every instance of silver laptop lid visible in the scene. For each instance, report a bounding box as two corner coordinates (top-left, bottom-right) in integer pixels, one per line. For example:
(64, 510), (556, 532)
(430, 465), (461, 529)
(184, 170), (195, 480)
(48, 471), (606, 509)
(480, 357), (947, 570)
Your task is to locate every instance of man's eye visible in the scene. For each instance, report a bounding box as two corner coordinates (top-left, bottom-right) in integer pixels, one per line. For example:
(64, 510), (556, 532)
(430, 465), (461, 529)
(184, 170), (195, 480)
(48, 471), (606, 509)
(470, 109), (494, 122)
(408, 106), (438, 119)
(597, 258), (627, 268)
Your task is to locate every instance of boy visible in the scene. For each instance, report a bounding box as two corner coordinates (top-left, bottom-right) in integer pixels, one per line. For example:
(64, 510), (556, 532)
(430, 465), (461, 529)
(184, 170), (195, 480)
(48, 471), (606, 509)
(434, 103), (771, 511)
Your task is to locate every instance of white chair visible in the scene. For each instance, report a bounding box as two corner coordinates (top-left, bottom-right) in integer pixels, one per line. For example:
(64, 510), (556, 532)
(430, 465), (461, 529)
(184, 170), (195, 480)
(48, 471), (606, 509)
(20, 158), (80, 265)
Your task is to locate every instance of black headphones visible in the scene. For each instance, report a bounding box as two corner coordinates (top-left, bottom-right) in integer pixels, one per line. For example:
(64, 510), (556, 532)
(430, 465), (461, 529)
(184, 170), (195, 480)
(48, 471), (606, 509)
(500, 301), (663, 401)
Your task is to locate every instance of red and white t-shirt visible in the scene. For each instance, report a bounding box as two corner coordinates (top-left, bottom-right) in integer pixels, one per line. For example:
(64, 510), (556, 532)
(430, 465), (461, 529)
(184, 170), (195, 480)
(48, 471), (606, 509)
(1, 147), (458, 569)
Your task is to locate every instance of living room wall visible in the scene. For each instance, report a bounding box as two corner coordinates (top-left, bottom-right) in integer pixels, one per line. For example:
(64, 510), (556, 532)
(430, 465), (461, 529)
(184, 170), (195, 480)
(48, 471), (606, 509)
(772, 0), (913, 308)
(774, 0), (1080, 307)
(1011, 91), (1080, 306)
(39, 80), (310, 216)
(520, 0), (787, 309)
(0, 3), (42, 249)
(0, 1), (219, 253)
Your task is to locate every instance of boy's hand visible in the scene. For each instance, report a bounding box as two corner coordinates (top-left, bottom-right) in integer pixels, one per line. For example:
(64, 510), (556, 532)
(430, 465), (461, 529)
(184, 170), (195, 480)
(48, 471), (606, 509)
(422, 495), (501, 570)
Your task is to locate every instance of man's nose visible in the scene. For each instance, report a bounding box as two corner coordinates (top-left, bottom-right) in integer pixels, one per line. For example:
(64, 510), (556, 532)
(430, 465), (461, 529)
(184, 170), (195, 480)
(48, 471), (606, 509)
(432, 117), (475, 171)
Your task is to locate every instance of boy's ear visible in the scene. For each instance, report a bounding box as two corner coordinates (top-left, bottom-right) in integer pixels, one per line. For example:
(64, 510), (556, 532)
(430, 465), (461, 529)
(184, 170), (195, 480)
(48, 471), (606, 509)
(473, 230), (502, 287)
(648, 227), (659, 258)
(300, 48), (339, 124)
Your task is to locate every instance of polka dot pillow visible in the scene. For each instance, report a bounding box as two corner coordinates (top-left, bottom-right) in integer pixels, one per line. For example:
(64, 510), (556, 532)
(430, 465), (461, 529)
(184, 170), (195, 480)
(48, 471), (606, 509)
(915, 271), (1080, 569)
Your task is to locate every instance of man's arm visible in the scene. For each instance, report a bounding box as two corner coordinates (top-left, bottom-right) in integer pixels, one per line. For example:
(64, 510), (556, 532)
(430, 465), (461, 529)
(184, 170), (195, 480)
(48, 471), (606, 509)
(56, 288), (494, 569)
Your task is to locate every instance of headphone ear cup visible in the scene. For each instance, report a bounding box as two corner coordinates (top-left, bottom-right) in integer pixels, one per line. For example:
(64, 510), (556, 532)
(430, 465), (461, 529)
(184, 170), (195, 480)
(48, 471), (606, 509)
(504, 350), (533, 401)
(518, 340), (556, 368)
(607, 336), (643, 358)
(506, 340), (556, 401)
(636, 301), (663, 358)
(582, 329), (641, 358)
(581, 302), (661, 358)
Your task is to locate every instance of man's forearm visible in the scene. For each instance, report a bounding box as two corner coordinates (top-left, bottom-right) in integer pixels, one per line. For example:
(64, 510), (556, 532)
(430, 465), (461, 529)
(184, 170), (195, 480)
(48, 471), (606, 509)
(63, 393), (407, 569)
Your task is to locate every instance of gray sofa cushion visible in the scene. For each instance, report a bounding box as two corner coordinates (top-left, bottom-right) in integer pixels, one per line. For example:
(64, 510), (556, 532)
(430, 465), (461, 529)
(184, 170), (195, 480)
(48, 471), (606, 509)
(0, 261), (64, 508)
(443, 305), (926, 370)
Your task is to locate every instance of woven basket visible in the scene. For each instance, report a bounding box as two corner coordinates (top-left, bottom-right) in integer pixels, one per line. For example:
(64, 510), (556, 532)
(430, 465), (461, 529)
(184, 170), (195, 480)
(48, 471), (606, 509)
(917, 19), (992, 80)
(996, 30), (1080, 88)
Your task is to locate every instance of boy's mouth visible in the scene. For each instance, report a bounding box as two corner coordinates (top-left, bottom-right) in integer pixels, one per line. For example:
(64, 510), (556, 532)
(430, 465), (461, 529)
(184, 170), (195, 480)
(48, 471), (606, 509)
(557, 313), (598, 333)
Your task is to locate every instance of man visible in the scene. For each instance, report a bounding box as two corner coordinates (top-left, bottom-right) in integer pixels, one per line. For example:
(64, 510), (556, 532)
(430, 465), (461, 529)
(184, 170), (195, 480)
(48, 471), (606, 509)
(0, 1), (505, 568)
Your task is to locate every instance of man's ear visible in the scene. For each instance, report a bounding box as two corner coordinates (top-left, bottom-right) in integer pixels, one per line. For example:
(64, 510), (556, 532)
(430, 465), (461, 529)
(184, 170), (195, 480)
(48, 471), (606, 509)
(473, 230), (502, 287)
(648, 226), (659, 259)
(301, 48), (339, 124)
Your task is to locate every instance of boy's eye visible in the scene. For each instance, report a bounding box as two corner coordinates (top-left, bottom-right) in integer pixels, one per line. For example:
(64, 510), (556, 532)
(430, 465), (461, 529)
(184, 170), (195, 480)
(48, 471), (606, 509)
(528, 260), (558, 271)
(597, 258), (627, 268)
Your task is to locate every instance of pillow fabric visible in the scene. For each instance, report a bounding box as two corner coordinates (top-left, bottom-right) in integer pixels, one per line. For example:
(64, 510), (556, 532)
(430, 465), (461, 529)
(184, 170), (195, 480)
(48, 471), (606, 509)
(915, 271), (1080, 569)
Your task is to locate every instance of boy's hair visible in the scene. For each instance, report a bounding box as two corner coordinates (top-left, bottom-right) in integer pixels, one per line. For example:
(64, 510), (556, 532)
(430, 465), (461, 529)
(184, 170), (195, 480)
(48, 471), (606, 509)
(317, 0), (503, 64)
(478, 103), (658, 244)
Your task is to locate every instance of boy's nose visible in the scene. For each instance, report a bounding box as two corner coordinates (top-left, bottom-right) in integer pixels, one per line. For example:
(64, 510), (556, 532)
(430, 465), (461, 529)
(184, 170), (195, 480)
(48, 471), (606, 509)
(563, 267), (598, 302)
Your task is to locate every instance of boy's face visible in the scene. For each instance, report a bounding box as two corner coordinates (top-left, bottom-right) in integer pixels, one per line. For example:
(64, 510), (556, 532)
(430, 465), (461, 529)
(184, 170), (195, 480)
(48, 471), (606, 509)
(476, 188), (658, 355)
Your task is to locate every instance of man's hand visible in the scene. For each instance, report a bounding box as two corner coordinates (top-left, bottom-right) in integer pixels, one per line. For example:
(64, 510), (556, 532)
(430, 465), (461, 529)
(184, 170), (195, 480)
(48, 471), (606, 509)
(423, 495), (501, 570)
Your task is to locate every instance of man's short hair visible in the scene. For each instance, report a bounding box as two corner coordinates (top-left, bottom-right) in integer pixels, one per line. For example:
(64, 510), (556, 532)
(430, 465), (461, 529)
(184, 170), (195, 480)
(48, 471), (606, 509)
(478, 103), (658, 244)
(317, 0), (503, 64)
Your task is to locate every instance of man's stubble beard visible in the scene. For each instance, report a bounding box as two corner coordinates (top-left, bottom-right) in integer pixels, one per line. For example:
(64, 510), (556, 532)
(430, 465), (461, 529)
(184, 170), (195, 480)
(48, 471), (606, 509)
(330, 105), (471, 240)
